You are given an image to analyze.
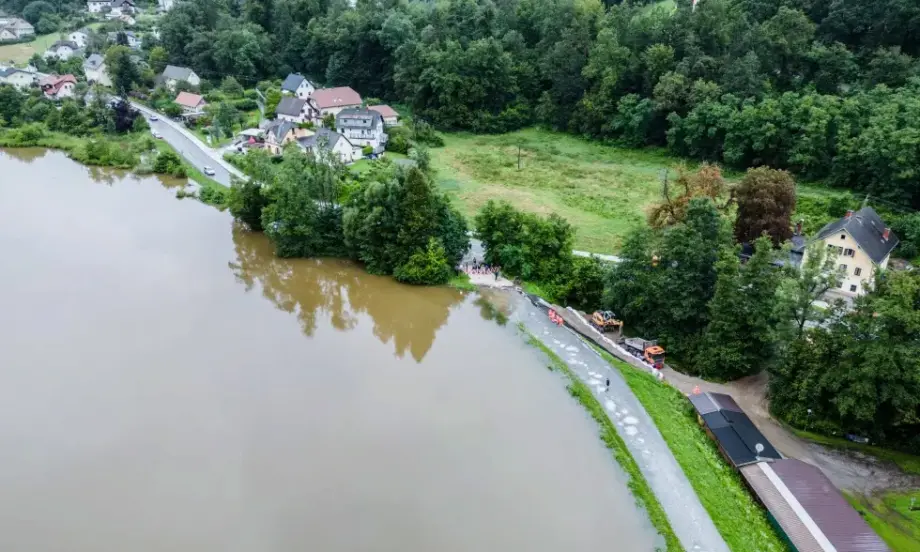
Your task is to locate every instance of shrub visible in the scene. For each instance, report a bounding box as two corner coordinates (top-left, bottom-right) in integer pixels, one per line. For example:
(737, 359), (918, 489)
(394, 238), (454, 285)
(163, 103), (183, 118)
(361, 145), (373, 156)
(386, 125), (410, 154)
(152, 150), (185, 176)
(232, 98), (258, 111)
(198, 185), (228, 206)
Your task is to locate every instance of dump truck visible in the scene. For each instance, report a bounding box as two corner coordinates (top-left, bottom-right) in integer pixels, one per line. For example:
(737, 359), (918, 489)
(620, 337), (666, 369)
(591, 310), (623, 333)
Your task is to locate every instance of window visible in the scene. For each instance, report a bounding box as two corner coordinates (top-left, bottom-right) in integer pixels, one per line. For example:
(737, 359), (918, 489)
(841, 234), (846, 240)
(843, 248), (855, 256)
(850, 285), (857, 292)
(854, 267), (862, 277)
(839, 264), (847, 271)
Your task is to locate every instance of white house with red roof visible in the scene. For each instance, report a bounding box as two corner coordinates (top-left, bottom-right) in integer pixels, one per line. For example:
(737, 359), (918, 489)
(311, 86), (362, 119)
(174, 91), (206, 114)
(40, 74), (77, 99)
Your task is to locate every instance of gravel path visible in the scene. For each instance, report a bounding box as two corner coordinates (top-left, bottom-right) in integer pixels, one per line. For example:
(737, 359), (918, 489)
(512, 293), (730, 552)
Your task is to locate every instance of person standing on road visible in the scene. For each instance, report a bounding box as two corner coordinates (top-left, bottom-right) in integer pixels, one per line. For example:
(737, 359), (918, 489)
(605, 378), (610, 391)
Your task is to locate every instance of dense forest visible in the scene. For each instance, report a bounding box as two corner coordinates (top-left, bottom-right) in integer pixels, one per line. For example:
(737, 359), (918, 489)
(141, 0), (920, 208)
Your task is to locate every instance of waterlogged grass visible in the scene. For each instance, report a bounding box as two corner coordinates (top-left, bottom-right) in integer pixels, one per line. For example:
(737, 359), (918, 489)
(846, 490), (920, 551)
(431, 129), (686, 253)
(447, 272), (478, 292)
(593, 347), (788, 552)
(521, 325), (684, 552)
(792, 429), (920, 477)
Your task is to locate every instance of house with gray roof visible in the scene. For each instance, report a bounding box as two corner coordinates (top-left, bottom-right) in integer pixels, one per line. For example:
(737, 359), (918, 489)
(0, 16), (33, 40)
(275, 96), (318, 124)
(43, 41), (81, 61)
(296, 128), (357, 164)
(798, 207), (899, 297)
(281, 73), (314, 99)
(83, 53), (111, 86)
(0, 66), (39, 89)
(335, 108), (387, 155)
(159, 64), (200, 91)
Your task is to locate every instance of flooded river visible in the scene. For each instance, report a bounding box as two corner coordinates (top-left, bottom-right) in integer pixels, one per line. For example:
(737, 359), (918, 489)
(0, 149), (661, 552)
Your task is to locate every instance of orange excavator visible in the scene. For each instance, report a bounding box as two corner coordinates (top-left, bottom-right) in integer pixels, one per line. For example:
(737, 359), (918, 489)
(620, 337), (666, 369)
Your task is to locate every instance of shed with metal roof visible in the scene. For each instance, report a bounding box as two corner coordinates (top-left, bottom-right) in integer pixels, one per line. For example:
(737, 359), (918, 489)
(689, 392), (782, 467)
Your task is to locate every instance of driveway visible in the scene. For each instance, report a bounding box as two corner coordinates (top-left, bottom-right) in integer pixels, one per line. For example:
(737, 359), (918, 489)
(511, 292), (730, 552)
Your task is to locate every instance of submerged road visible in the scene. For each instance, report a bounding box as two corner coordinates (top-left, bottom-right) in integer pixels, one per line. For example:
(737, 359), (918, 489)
(512, 292), (730, 552)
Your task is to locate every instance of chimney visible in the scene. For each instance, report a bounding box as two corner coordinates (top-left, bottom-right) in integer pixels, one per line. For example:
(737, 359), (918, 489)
(883, 228), (890, 241)
(845, 210), (854, 219)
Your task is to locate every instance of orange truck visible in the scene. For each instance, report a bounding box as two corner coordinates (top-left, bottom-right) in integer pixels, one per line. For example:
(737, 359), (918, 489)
(620, 337), (666, 369)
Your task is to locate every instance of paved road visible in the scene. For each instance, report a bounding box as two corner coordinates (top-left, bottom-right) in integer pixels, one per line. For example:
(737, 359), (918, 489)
(130, 102), (244, 187)
(513, 292), (730, 552)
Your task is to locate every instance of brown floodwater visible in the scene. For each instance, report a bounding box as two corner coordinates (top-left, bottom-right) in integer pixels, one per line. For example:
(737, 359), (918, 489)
(0, 149), (661, 552)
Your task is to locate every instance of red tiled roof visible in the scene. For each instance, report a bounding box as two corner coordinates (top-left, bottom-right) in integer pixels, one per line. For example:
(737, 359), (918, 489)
(311, 86), (362, 109)
(174, 91), (205, 108)
(41, 74), (76, 95)
(368, 104), (398, 118)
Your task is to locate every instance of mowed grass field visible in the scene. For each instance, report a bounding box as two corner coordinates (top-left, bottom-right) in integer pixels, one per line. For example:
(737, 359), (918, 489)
(0, 23), (101, 65)
(431, 129), (684, 253)
(846, 490), (920, 551)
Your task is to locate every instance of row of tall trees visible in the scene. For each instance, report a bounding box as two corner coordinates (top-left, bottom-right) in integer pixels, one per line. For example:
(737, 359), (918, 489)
(156, 0), (920, 207)
(227, 147), (469, 285)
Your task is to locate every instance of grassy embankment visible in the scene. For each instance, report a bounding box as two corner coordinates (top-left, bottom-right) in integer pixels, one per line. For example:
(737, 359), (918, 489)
(520, 325), (684, 552)
(0, 23), (103, 65)
(592, 347), (788, 552)
(845, 490), (920, 551)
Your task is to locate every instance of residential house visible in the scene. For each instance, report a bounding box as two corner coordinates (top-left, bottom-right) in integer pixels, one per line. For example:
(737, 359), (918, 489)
(40, 74), (77, 99)
(83, 53), (111, 86)
(174, 91), (206, 114)
(335, 108), (387, 155)
(106, 13), (136, 25)
(87, 0), (135, 14)
(368, 104), (399, 126)
(312, 86), (362, 118)
(68, 28), (91, 48)
(0, 27), (15, 41)
(798, 207), (899, 297)
(296, 128), (357, 164)
(0, 17), (34, 39)
(264, 120), (313, 155)
(275, 96), (318, 125)
(281, 73), (315, 100)
(159, 64), (200, 91)
(43, 41), (81, 61)
(107, 31), (141, 49)
(0, 67), (38, 90)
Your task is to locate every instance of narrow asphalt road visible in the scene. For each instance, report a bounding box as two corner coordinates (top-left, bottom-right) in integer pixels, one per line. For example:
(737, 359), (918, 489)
(512, 292), (730, 552)
(130, 102), (243, 187)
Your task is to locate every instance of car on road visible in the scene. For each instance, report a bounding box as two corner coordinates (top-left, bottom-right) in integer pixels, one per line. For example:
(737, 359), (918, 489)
(203, 166), (216, 176)
(148, 114), (158, 121)
(151, 130), (163, 139)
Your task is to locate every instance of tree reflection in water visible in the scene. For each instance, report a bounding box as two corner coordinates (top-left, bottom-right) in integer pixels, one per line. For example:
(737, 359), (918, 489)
(228, 223), (466, 362)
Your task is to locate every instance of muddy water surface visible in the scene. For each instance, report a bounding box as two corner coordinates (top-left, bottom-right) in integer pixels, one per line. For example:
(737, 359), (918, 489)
(0, 149), (661, 552)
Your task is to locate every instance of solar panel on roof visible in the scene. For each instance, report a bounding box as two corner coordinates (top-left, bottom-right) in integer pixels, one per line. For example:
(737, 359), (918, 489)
(689, 393), (720, 415)
(710, 427), (759, 466)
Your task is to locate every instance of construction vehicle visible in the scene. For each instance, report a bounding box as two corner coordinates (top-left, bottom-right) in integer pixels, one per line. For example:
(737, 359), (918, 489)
(620, 337), (666, 369)
(591, 310), (623, 333)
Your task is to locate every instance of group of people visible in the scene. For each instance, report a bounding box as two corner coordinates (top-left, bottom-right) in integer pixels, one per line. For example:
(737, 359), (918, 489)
(464, 259), (501, 280)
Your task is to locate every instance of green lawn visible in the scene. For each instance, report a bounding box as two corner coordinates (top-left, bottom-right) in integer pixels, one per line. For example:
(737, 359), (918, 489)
(0, 23), (102, 65)
(846, 490), (920, 551)
(431, 129), (688, 253)
(594, 347), (788, 552)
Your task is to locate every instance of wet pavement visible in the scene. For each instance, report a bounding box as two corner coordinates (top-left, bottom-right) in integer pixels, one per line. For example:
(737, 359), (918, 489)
(511, 292), (731, 552)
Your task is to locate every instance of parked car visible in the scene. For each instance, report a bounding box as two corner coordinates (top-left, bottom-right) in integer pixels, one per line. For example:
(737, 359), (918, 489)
(203, 166), (215, 176)
(151, 130), (162, 139)
(148, 114), (158, 121)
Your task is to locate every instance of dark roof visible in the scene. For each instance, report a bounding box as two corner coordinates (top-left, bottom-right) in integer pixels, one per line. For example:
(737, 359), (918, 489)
(276, 96), (307, 117)
(281, 73), (310, 92)
(296, 127), (345, 150)
(690, 392), (781, 467)
(741, 459), (890, 552)
(162, 64), (194, 81)
(265, 119), (296, 142)
(335, 108), (382, 129)
(813, 207), (899, 264)
(84, 53), (104, 69)
(49, 40), (79, 50)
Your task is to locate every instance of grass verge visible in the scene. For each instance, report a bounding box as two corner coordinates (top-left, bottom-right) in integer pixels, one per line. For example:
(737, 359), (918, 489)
(152, 140), (228, 208)
(520, 325), (684, 552)
(593, 347), (788, 552)
(447, 272), (477, 291)
(845, 490), (920, 551)
(791, 429), (920, 477)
